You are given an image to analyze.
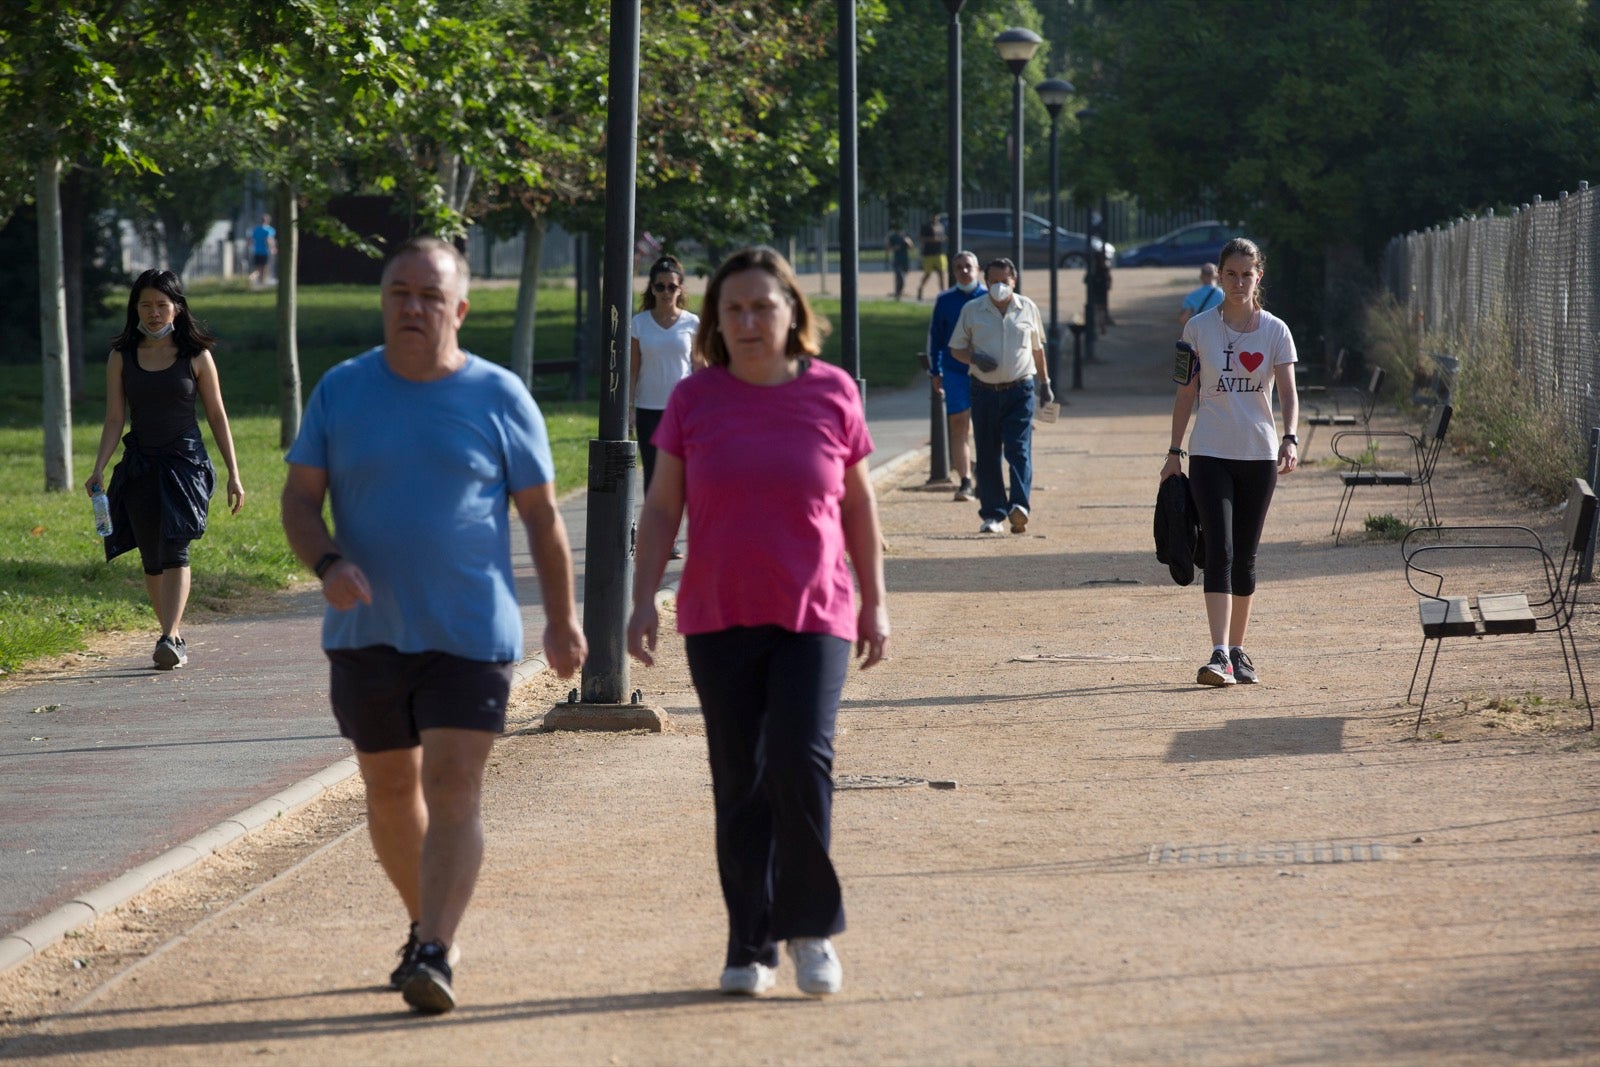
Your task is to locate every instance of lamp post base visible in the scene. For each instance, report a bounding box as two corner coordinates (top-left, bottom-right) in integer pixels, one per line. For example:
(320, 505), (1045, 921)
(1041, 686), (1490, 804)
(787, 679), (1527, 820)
(544, 693), (669, 733)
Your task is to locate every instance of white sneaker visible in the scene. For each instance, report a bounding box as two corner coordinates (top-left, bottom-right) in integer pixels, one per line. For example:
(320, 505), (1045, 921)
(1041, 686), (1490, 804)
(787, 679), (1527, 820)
(1008, 505), (1029, 533)
(787, 937), (842, 996)
(719, 962), (776, 996)
(979, 519), (1004, 534)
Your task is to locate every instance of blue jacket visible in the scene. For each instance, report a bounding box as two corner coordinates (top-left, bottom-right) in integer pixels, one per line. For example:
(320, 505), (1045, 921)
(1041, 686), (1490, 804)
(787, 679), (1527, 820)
(928, 283), (987, 378)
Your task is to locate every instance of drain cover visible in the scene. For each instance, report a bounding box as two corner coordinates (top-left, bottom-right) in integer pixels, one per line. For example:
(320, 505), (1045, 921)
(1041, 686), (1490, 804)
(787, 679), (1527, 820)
(836, 774), (925, 790)
(1148, 841), (1390, 865)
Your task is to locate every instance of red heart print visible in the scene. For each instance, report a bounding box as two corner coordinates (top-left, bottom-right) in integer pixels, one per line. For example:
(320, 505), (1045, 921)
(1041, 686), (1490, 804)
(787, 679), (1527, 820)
(1239, 351), (1264, 372)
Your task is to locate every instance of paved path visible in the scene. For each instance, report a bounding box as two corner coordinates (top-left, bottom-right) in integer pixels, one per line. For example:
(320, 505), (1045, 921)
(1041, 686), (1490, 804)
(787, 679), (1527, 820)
(0, 371), (934, 939)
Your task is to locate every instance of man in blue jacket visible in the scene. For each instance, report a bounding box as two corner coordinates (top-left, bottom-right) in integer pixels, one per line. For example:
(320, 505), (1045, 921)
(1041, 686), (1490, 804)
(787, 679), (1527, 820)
(927, 251), (986, 500)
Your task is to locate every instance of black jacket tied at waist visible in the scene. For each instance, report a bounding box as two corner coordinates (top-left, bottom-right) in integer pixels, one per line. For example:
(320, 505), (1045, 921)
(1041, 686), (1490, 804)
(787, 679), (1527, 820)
(103, 427), (215, 562)
(1153, 473), (1205, 587)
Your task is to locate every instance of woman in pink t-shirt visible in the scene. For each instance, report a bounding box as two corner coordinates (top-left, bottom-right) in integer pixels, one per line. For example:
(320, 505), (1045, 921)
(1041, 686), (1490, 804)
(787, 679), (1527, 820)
(627, 246), (889, 999)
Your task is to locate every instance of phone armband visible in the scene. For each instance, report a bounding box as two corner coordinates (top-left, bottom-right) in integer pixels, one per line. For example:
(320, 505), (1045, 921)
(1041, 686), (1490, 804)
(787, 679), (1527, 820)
(1172, 341), (1199, 385)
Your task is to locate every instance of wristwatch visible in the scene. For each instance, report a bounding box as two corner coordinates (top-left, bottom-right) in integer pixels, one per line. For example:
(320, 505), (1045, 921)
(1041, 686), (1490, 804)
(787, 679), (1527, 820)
(313, 552), (343, 579)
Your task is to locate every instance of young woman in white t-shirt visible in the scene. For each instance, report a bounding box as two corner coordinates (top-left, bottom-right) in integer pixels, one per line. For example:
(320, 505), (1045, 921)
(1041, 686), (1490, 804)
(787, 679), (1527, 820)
(1160, 237), (1300, 687)
(631, 256), (703, 556)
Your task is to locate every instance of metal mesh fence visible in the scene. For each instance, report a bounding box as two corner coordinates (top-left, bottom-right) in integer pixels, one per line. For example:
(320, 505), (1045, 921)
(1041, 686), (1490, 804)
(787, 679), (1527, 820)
(1382, 182), (1599, 441)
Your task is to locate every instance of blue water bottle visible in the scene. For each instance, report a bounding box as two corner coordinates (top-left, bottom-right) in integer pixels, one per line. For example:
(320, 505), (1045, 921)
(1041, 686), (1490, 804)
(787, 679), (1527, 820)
(92, 486), (113, 538)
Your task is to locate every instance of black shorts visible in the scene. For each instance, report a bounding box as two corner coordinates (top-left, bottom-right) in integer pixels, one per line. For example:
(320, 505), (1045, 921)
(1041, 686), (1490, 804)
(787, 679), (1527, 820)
(327, 646), (515, 753)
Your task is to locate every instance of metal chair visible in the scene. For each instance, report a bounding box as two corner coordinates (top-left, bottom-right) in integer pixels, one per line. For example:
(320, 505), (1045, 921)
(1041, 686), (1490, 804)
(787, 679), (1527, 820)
(1330, 403), (1451, 545)
(1303, 365), (1385, 455)
(1401, 478), (1596, 733)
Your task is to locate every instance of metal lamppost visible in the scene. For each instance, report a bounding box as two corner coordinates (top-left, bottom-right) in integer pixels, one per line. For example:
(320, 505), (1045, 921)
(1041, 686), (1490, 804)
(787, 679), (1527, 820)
(943, 0), (966, 281)
(993, 27), (1041, 292)
(1035, 77), (1073, 393)
(1075, 105), (1098, 369)
(838, 0), (863, 397)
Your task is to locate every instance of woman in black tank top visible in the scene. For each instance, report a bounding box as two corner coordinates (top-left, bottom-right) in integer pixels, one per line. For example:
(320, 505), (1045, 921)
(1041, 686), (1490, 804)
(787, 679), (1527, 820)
(87, 269), (245, 671)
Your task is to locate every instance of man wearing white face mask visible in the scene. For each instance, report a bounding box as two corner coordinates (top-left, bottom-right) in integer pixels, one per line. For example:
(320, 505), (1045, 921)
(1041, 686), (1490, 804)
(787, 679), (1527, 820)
(927, 251), (986, 501)
(947, 258), (1052, 534)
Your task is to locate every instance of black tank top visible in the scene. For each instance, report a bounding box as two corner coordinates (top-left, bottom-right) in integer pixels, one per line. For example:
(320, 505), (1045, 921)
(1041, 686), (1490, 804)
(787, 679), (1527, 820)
(122, 349), (199, 451)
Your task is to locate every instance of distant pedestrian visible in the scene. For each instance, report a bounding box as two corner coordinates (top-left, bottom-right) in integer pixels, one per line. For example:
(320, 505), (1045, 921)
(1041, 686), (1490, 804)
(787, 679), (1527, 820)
(915, 211), (948, 300)
(1089, 247), (1114, 334)
(885, 225), (914, 300)
(631, 254), (702, 558)
(626, 245), (889, 999)
(88, 269), (245, 671)
(947, 257), (1053, 534)
(281, 236), (587, 1015)
(928, 250), (986, 501)
(248, 213), (276, 287)
(1160, 237), (1299, 687)
(1179, 262), (1223, 327)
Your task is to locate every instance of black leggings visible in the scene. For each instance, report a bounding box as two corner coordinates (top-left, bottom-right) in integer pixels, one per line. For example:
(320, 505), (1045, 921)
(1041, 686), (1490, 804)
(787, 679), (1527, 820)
(1188, 455), (1277, 596)
(122, 470), (191, 575)
(636, 406), (665, 491)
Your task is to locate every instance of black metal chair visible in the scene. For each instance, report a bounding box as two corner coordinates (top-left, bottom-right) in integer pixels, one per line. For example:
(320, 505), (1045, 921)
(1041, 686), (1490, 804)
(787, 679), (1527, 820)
(1303, 365), (1385, 455)
(1330, 403), (1451, 545)
(1400, 478), (1596, 734)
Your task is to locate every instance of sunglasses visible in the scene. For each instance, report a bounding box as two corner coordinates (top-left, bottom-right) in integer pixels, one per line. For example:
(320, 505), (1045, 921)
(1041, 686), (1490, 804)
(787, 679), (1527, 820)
(652, 281), (681, 293)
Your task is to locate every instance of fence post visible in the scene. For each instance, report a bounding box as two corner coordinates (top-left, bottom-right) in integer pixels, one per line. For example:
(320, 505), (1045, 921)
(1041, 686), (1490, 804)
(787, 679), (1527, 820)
(1584, 427), (1600, 582)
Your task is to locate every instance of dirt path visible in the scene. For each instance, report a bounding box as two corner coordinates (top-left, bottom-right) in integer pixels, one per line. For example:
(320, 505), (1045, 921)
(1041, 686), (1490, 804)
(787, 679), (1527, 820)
(3, 268), (1598, 1065)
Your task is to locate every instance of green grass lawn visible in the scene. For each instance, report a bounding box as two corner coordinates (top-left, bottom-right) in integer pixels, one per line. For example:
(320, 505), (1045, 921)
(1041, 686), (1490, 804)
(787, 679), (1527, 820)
(0, 279), (928, 671)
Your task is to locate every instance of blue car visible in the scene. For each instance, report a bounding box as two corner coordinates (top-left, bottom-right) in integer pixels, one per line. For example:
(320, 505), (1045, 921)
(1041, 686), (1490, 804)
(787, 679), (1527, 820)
(1116, 221), (1241, 268)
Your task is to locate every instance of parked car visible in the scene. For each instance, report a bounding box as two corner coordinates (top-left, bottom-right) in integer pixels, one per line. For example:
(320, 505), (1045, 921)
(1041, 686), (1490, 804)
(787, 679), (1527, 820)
(1115, 220), (1242, 268)
(960, 209), (1112, 271)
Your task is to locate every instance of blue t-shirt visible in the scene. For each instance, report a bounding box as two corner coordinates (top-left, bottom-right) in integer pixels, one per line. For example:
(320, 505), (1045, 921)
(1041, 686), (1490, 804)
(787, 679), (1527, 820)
(927, 283), (987, 377)
(285, 348), (555, 661)
(251, 224), (275, 256)
(1182, 284), (1223, 316)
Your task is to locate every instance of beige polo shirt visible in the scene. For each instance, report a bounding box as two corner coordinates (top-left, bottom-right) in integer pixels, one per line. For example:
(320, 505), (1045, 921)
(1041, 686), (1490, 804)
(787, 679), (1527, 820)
(950, 292), (1044, 384)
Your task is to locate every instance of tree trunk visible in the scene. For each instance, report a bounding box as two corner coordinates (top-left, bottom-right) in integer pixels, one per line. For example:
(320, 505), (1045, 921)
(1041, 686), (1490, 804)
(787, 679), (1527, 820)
(37, 157), (72, 491)
(62, 167), (85, 405)
(510, 211), (547, 389)
(275, 182), (302, 448)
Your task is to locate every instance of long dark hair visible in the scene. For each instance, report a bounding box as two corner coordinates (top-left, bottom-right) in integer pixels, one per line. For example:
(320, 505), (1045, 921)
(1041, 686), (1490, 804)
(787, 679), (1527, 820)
(110, 269), (219, 359)
(639, 255), (687, 313)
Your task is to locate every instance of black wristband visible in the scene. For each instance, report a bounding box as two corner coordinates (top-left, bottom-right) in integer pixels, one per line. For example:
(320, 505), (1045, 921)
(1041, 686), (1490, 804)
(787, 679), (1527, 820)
(313, 552), (343, 579)
(1282, 434), (1298, 445)
(1168, 448), (1187, 458)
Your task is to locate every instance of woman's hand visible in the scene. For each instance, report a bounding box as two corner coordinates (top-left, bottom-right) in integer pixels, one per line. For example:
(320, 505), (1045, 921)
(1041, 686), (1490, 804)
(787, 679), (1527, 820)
(855, 601), (890, 669)
(1160, 452), (1183, 482)
(627, 602), (659, 667)
(85, 469), (105, 496)
(1277, 440), (1298, 475)
(227, 475), (245, 514)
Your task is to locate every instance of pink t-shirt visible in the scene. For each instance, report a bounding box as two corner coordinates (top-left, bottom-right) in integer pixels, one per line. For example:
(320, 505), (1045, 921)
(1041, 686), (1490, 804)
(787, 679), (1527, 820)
(652, 360), (874, 640)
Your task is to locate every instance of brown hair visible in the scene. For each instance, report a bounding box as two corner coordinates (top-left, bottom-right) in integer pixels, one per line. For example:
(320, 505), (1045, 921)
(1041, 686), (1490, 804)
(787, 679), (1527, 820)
(639, 255), (686, 312)
(694, 246), (830, 368)
(1217, 237), (1266, 310)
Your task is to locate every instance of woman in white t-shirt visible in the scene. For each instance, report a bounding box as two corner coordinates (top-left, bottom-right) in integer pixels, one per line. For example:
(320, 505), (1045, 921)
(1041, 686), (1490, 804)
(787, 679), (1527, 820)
(1160, 237), (1300, 687)
(632, 255), (702, 558)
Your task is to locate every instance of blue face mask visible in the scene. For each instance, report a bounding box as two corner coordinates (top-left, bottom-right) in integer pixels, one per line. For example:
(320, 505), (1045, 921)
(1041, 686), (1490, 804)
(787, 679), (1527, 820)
(956, 279), (979, 293)
(138, 321), (175, 340)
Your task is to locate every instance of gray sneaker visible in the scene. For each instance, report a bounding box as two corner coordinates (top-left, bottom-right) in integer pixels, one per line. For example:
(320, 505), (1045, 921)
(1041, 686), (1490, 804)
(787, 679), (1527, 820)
(1229, 648), (1259, 684)
(1197, 649), (1236, 686)
(153, 635), (186, 670)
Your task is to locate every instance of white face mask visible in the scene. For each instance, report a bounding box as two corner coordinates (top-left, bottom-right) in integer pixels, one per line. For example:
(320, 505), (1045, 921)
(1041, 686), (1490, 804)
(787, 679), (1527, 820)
(989, 282), (1013, 304)
(956, 279), (978, 293)
(138, 321), (175, 340)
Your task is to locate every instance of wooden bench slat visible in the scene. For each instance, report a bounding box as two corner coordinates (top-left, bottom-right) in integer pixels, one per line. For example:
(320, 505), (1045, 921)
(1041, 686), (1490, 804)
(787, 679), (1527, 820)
(1344, 471), (1415, 486)
(1477, 593), (1538, 634)
(1309, 414), (1359, 426)
(1419, 596), (1477, 637)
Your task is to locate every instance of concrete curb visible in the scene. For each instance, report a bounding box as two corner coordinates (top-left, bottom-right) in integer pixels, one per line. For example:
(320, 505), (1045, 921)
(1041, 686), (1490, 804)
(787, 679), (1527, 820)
(0, 757), (359, 976)
(0, 440), (929, 980)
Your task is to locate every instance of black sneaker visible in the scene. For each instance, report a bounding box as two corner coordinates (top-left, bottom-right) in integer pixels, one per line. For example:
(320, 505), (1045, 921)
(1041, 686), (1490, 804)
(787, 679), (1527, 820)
(401, 941), (456, 1014)
(1197, 649), (1236, 686)
(153, 635), (186, 670)
(389, 923), (420, 989)
(1229, 648), (1259, 684)
(953, 478), (975, 502)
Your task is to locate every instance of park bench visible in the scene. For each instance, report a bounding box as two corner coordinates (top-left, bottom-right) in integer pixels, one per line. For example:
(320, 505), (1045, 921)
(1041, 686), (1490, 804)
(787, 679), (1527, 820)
(1400, 478), (1596, 733)
(1330, 403), (1451, 545)
(1302, 365), (1385, 455)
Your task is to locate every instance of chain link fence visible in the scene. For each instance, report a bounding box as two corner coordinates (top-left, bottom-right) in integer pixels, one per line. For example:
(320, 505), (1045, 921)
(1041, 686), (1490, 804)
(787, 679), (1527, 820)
(1381, 181), (1598, 442)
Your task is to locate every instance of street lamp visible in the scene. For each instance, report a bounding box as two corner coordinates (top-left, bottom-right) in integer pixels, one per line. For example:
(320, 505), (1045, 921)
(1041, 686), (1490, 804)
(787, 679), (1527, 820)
(993, 27), (1041, 291)
(943, 1), (966, 282)
(1035, 77), (1073, 393)
(1076, 105), (1098, 370)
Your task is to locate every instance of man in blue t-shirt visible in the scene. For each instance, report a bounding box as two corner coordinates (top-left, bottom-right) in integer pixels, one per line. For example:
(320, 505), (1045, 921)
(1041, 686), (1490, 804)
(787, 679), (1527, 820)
(1179, 262), (1223, 326)
(282, 236), (586, 1016)
(928, 250), (987, 500)
(248, 213), (276, 287)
